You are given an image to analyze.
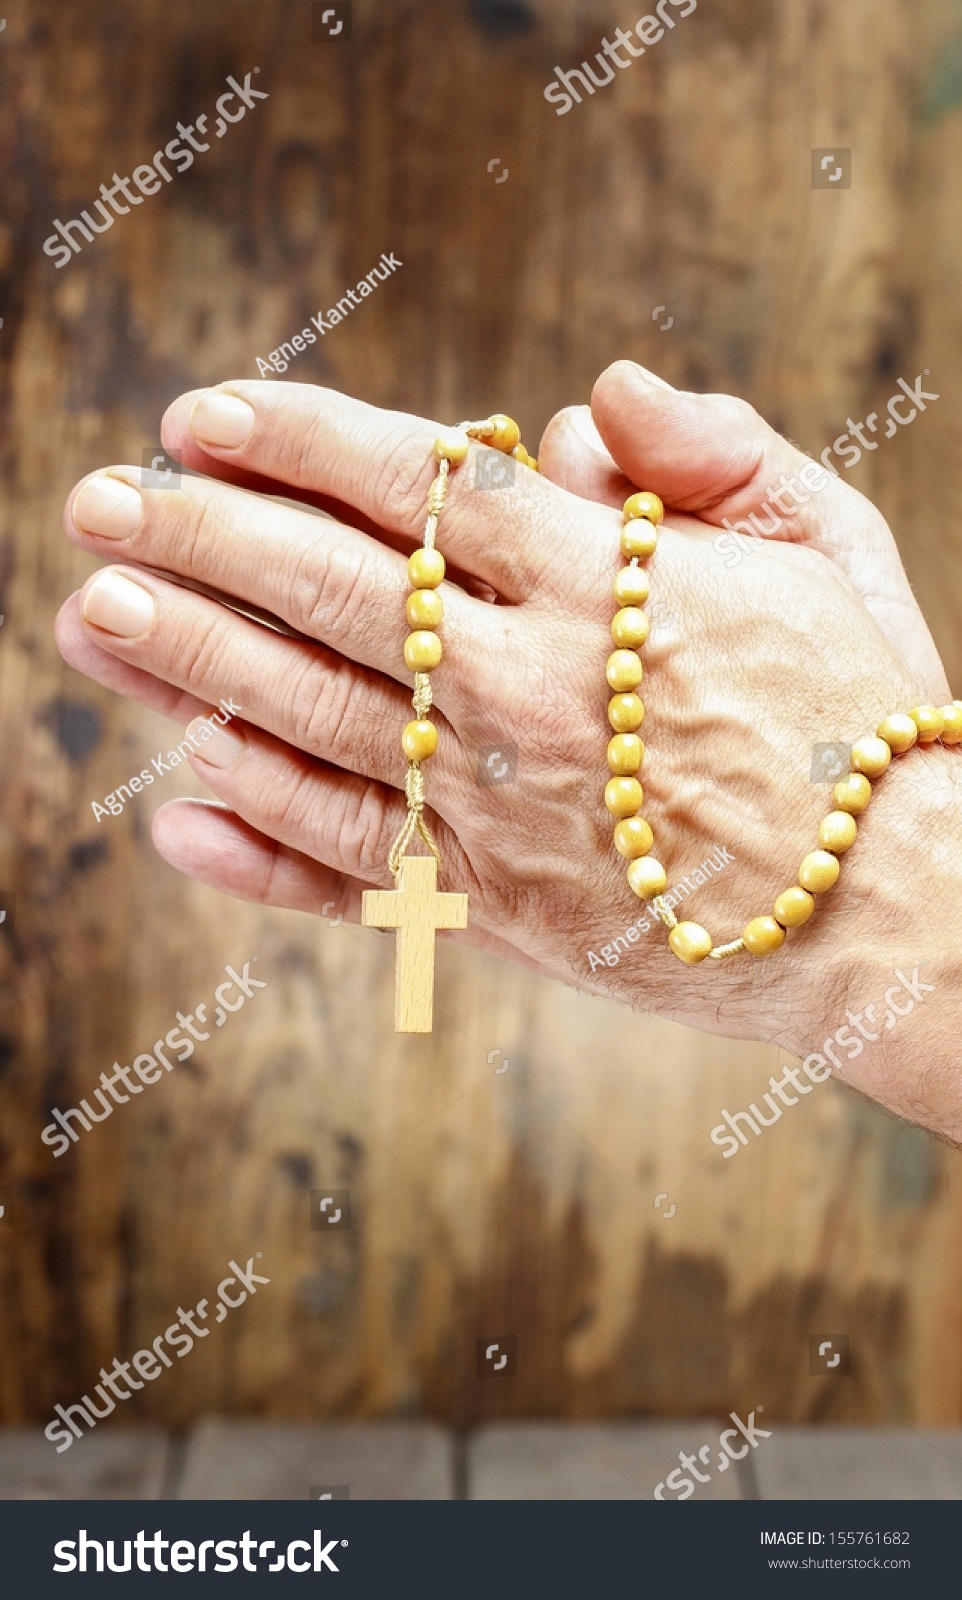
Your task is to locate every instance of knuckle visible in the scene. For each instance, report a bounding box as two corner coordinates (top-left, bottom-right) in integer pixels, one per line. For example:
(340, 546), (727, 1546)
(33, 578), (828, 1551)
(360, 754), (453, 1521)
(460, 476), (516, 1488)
(334, 780), (391, 874)
(288, 654), (357, 760)
(287, 535), (382, 639)
(176, 615), (233, 694)
(374, 434), (437, 537)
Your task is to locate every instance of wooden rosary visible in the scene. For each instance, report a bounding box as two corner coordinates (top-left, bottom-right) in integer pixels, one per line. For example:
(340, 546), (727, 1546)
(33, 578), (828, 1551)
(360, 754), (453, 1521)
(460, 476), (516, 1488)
(361, 415), (538, 1031)
(363, 417), (962, 1030)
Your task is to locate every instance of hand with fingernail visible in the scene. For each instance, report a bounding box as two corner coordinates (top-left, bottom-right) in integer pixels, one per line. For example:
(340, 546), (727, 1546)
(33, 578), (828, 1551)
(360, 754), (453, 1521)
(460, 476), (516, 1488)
(57, 365), (962, 1143)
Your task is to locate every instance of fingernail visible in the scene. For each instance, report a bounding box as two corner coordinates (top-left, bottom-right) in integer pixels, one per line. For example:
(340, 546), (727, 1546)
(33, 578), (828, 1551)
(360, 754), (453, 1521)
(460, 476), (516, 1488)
(187, 716), (244, 768)
(82, 569), (156, 636)
(73, 475), (144, 539)
(566, 406), (608, 452)
(628, 362), (675, 392)
(189, 391), (255, 449)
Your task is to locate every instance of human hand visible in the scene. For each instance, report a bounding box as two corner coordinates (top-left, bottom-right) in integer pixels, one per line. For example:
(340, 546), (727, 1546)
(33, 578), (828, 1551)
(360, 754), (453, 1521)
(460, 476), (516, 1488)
(56, 371), (962, 1137)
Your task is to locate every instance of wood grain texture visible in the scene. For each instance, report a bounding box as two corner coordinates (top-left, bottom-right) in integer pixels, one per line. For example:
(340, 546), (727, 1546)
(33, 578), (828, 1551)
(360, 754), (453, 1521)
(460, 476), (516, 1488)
(1, 0), (962, 1452)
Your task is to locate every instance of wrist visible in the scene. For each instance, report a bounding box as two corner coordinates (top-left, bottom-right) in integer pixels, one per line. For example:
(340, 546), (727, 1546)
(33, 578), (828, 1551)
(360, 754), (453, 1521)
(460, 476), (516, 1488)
(796, 742), (962, 1139)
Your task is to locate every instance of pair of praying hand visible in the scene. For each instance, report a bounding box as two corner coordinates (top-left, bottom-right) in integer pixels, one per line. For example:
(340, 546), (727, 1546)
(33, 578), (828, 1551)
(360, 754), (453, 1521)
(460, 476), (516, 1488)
(57, 362), (962, 1144)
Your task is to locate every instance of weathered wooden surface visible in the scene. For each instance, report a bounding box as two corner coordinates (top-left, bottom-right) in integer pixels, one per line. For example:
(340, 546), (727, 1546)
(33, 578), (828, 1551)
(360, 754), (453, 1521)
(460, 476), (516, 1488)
(468, 1421), (743, 1499)
(0, 1428), (170, 1500)
(754, 1427), (962, 1500)
(1, 0), (962, 1448)
(175, 1420), (453, 1500)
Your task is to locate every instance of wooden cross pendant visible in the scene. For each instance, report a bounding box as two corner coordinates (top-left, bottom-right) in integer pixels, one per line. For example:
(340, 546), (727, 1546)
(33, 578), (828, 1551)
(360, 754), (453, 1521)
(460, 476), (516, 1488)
(361, 855), (469, 1033)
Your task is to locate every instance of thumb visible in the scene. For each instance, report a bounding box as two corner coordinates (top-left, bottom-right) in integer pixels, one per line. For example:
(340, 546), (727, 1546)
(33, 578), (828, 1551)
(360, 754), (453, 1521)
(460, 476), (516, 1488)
(588, 361), (948, 697)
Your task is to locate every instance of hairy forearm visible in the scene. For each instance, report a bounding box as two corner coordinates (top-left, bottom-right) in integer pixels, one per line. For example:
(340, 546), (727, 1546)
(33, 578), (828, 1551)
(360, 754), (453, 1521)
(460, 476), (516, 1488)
(795, 744), (962, 1144)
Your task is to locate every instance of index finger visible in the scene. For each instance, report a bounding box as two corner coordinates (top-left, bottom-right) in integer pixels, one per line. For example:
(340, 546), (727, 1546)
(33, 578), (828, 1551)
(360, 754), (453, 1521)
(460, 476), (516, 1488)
(160, 381), (599, 602)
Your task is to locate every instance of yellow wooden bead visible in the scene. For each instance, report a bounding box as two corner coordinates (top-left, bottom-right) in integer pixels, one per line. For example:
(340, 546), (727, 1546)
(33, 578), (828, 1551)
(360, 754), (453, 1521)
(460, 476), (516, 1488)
(668, 921), (712, 964)
(773, 886), (815, 928)
(605, 776), (643, 818)
(486, 414), (521, 453)
(404, 630), (442, 672)
(401, 719), (438, 761)
(608, 693), (645, 733)
(743, 915), (786, 956)
(850, 734), (892, 779)
(818, 810), (858, 854)
(510, 443), (531, 466)
(623, 490), (664, 526)
(910, 704), (944, 743)
(798, 849), (840, 893)
(621, 521), (658, 559)
(408, 548), (445, 588)
(832, 773), (872, 814)
(613, 566), (651, 606)
(611, 607), (650, 648)
(606, 649), (644, 691)
(627, 856), (667, 899)
(876, 713), (918, 754)
(940, 704), (962, 744)
(614, 815), (653, 859)
(528, 457), (539, 472)
(433, 427), (470, 463)
(406, 588), (444, 628)
(607, 734), (644, 775)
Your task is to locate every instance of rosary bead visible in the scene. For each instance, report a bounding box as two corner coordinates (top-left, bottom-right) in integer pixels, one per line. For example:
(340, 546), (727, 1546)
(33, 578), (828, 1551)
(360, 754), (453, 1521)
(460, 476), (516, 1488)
(668, 921), (712, 964)
(608, 693), (645, 732)
(832, 773), (871, 814)
(623, 491), (664, 526)
(910, 704), (944, 742)
(606, 649), (644, 691)
(404, 630), (442, 671)
(605, 776), (644, 818)
(743, 915), (786, 956)
(614, 815), (654, 859)
(401, 719), (438, 761)
(611, 606), (650, 648)
(773, 886), (815, 927)
(850, 734), (892, 779)
(408, 548), (445, 588)
(486, 414), (521, 453)
(798, 849), (840, 893)
(627, 856), (667, 899)
(406, 588), (444, 628)
(613, 566), (651, 606)
(607, 733), (644, 774)
(621, 521), (658, 559)
(941, 704), (962, 744)
(818, 810), (858, 854)
(876, 713), (918, 754)
(433, 427), (470, 463)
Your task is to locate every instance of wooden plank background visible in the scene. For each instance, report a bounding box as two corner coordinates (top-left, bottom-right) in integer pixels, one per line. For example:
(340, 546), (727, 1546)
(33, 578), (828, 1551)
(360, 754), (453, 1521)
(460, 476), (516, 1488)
(2, 0), (962, 1443)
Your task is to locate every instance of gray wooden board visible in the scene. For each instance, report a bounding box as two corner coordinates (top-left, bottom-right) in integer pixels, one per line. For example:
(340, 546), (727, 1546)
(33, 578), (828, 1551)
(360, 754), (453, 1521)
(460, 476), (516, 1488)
(0, 1427), (170, 1499)
(754, 1428), (962, 1500)
(176, 1421), (453, 1500)
(468, 1422), (744, 1500)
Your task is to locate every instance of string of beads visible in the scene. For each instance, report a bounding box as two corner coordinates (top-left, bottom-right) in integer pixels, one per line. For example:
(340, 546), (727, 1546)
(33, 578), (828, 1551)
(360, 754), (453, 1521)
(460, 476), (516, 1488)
(605, 490), (962, 964)
(388, 415), (538, 878)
